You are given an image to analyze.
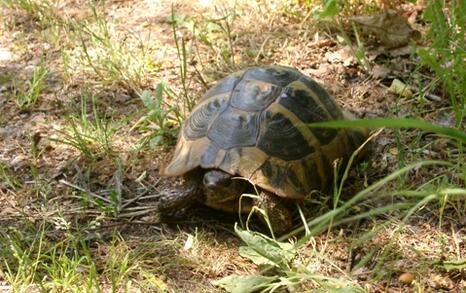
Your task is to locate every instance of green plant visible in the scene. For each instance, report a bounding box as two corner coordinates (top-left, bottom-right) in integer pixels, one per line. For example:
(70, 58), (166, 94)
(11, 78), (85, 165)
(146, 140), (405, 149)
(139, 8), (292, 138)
(0, 221), (102, 292)
(15, 61), (48, 109)
(0, 0), (58, 27)
(51, 93), (118, 161)
(214, 159), (465, 292)
(213, 225), (364, 292)
(132, 84), (180, 148)
(169, 8), (196, 114)
(70, 4), (155, 94)
(0, 162), (21, 190)
(418, 0), (466, 127)
(195, 7), (238, 69)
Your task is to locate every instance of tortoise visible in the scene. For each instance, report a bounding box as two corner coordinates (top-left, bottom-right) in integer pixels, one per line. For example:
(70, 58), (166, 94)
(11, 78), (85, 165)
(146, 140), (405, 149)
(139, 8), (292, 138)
(159, 65), (368, 235)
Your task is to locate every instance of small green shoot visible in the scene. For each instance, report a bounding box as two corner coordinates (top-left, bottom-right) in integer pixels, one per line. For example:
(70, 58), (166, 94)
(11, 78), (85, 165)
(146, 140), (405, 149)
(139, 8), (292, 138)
(133, 85), (179, 148)
(0, 162), (22, 190)
(16, 61), (48, 109)
(51, 93), (117, 161)
(169, 7), (196, 113)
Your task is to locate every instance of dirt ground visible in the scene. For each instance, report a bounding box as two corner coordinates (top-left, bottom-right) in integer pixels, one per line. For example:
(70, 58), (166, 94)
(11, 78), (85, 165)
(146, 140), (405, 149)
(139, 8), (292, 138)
(0, 0), (464, 292)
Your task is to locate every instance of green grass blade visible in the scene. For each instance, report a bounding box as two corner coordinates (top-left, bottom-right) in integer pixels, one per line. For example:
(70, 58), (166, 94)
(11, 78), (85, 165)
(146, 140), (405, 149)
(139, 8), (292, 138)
(278, 160), (454, 242)
(308, 118), (466, 143)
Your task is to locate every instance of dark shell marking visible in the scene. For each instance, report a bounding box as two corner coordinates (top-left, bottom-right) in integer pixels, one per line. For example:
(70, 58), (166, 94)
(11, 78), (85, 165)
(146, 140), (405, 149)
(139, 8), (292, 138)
(257, 111), (314, 161)
(183, 96), (228, 140)
(163, 65), (368, 198)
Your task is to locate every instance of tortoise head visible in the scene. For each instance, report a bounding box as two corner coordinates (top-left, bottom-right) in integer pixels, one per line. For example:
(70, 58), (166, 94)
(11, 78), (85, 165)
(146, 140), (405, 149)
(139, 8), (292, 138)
(202, 170), (249, 211)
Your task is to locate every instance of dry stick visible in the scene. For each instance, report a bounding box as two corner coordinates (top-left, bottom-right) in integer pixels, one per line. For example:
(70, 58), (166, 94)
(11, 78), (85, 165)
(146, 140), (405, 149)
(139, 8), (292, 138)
(119, 205), (160, 211)
(113, 160), (123, 211)
(121, 177), (163, 208)
(118, 208), (159, 218)
(136, 194), (167, 201)
(254, 35), (271, 64)
(59, 179), (113, 204)
(120, 189), (149, 209)
(409, 84), (442, 102)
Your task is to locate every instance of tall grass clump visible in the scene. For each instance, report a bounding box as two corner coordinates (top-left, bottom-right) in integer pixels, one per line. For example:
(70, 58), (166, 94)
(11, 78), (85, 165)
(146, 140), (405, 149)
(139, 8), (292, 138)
(15, 60), (48, 109)
(50, 93), (118, 162)
(70, 5), (155, 95)
(0, 222), (167, 292)
(0, 0), (58, 27)
(418, 0), (465, 128)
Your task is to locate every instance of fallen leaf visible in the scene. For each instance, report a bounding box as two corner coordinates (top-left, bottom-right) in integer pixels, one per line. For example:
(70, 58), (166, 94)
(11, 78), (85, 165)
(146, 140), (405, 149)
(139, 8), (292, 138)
(388, 79), (413, 98)
(389, 147), (399, 156)
(428, 274), (455, 290)
(352, 10), (421, 48)
(372, 64), (391, 79)
(325, 45), (356, 66)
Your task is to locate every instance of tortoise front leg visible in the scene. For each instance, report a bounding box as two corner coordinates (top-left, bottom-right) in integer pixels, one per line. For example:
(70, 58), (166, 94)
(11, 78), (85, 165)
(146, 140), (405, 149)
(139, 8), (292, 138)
(156, 172), (203, 214)
(255, 190), (293, 236)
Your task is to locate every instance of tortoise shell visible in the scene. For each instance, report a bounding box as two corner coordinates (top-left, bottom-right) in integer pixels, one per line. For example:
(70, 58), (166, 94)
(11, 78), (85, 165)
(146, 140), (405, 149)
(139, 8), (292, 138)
(162, 65), (368, 199)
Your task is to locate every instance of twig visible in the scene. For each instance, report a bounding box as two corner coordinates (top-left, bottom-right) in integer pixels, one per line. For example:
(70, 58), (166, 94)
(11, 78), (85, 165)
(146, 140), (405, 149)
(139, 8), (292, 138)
(59, 179), (113, 204)
(254, 35), (271, 64)
(118, 207), (160, 218)
(121, 189), (149, 209)
(113, 160), (123, 211)
(409, 84), (443, 102)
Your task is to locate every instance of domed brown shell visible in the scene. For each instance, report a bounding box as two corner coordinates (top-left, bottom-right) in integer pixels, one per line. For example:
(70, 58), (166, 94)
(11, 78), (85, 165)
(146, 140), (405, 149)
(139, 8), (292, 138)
(162, 65), (368, 199)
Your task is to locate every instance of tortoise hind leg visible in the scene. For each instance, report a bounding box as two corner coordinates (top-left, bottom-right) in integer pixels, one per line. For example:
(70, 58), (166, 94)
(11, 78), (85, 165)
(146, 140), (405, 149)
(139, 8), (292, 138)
(254, 190), (293, 236)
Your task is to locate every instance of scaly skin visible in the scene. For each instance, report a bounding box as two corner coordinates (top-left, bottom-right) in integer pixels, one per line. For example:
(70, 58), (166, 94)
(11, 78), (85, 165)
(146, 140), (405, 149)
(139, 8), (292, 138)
(159, 169), (293, 235)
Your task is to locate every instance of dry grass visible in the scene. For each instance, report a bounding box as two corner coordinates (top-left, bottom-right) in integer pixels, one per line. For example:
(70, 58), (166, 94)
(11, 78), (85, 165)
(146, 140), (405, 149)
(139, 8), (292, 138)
(0, 0), (464, 292)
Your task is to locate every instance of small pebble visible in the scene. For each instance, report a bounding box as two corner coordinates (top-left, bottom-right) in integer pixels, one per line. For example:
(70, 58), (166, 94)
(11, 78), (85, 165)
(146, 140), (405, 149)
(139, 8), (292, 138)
(399, 272), (415, 284)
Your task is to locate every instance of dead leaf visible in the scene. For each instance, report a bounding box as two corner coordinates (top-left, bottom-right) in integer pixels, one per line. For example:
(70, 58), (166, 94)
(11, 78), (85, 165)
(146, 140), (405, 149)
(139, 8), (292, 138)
(388, 79), (413, 98)
(352, 10), (421, 48)
(389, 147), (399, 156)
(428, 274), (455, 290)
(372, 64), (391, 79)
(324, 45), (356, 66)
(389, 46), (413, 57)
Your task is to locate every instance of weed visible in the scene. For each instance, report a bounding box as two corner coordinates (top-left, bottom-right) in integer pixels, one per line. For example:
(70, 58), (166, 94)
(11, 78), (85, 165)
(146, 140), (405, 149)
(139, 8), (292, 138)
(70, 4), (155, 95)
(133, 84), (180, 148)
(15, 60), (48, 109)
(0, 0), (58, 27)
(169, 8), (196, 114)
(418, 0), (466, 127)
(195, 5), (238, 70)
(0, 162), (22, 190)
(50, 92), (118, 161)
(0, 221), (100, 291)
